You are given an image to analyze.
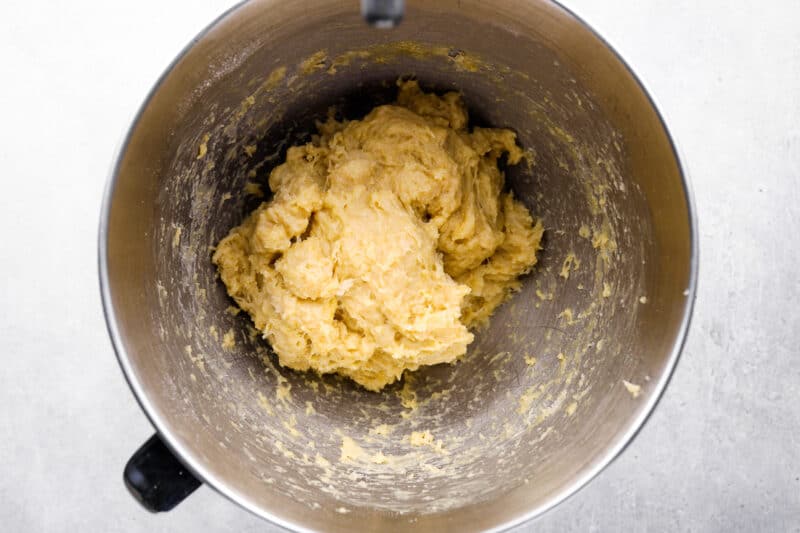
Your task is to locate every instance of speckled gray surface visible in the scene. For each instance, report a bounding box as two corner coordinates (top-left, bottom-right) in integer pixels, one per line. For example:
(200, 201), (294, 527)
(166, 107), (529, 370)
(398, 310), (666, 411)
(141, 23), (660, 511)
(0, 0), (798, 531)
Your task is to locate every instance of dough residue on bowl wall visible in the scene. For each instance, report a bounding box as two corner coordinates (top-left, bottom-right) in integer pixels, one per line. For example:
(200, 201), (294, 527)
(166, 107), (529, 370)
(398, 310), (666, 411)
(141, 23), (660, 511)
(152, 39), (655, 516)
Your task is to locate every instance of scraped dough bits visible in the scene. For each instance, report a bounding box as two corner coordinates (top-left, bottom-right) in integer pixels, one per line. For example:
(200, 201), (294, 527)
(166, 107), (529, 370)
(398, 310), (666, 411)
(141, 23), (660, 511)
(213, 80), (544, 391)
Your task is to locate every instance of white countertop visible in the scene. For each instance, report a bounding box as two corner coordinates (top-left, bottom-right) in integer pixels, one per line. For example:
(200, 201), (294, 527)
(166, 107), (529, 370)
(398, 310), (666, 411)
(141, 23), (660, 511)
(1, 0), (798, 531)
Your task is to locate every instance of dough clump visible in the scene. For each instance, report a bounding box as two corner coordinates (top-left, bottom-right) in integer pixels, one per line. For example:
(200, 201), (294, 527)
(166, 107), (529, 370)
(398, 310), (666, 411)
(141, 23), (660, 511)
(213, 80), (543, 391)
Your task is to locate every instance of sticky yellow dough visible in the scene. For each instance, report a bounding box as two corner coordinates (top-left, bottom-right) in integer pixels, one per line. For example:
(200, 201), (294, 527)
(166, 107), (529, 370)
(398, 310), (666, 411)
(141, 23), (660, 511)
(213, 80), (544, 391)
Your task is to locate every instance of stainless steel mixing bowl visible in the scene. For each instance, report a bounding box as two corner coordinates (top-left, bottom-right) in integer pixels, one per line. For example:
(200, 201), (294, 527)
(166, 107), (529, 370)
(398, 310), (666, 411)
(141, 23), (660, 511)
(99, 0), (697, 531)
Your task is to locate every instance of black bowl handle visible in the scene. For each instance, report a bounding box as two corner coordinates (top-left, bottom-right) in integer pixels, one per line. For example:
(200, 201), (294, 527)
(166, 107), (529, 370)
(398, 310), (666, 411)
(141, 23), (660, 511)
(124, 434), (202, 512)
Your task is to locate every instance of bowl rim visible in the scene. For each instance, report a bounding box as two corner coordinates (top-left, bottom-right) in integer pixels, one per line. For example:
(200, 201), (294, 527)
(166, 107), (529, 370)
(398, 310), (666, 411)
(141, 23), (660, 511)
(98, 1), (699, 531)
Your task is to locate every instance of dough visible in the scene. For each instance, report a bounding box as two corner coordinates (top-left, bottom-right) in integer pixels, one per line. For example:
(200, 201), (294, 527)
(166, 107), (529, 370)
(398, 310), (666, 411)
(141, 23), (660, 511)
(213, 80), (543, 391)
